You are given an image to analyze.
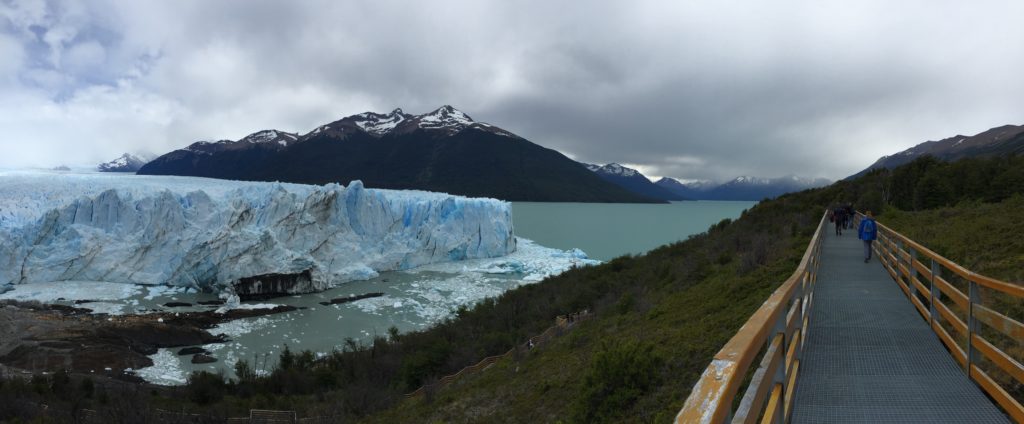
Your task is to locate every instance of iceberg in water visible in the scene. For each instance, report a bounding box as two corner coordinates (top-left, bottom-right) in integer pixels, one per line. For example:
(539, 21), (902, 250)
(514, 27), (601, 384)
(0, 171), (515, 296)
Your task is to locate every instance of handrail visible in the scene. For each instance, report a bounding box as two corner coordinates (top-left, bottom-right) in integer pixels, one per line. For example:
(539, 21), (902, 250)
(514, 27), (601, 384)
(677, 211), (827, 423)
(866, 214), (1024, 422)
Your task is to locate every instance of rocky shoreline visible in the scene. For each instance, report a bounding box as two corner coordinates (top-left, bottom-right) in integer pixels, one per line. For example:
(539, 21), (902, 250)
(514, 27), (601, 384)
(0, 300), (298, 383)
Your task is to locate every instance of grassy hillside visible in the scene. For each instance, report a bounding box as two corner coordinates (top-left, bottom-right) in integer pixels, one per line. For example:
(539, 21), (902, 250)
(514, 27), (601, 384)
(878, 196), (1024, 281)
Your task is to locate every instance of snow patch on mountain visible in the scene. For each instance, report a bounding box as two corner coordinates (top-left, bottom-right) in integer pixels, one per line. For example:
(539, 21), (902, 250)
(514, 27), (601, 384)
(0, 170), (516, 296)
(239, 130), (299, 147)
(656, 177), (715, 190)
(416, 105), (475, 130)
(98, 153), (150, 172)
(588, 163), (640, 177)
(727, 176), (772, 185)
(351, 109), (410, 135)
(331, 105), (515, 138)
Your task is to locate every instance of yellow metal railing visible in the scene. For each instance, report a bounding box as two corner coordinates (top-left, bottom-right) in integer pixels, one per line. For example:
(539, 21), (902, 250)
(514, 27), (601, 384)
(676, 212), (827, 423)
(870, 215), (1024, 422)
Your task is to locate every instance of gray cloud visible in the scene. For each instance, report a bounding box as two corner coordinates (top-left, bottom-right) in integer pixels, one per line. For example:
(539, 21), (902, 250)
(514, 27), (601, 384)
(1, 0), (1022, 182)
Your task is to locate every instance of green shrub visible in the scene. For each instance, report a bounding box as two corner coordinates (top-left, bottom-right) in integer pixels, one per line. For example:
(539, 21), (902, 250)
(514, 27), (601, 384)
(186, 371), (226, 405)
(79, 377), (94, 398)
(570, 341), (663, 423)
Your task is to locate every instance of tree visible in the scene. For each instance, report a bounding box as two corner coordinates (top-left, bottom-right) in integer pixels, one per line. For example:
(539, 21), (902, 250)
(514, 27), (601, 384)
(913, 173), (953, 210)
(571, 341), (662, 423)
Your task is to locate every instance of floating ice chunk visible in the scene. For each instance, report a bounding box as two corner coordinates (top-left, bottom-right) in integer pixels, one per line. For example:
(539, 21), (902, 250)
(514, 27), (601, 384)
(215, 294), (241, 314)
(409, 238), (599, 279)
(134, 349), (187, 385)
(144, 285), (187, 300)
(210, 317), (275, 338)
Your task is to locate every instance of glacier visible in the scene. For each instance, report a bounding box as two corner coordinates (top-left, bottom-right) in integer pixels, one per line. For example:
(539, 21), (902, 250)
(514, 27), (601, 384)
(0, 171), (516, 296)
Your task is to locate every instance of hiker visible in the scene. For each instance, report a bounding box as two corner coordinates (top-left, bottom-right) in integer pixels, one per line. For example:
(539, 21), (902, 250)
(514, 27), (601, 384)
(833, 205), (846, 236)
(845, 204), (855, 229)
(858, 210), (878, 263)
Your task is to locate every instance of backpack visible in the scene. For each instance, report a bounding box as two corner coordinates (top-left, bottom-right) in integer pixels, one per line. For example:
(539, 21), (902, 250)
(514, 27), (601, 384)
(863, 219), (876, 234)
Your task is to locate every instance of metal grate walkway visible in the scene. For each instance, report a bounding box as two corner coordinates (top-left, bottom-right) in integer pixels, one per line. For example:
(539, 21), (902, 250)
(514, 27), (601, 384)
(791, 228), (1009, 423)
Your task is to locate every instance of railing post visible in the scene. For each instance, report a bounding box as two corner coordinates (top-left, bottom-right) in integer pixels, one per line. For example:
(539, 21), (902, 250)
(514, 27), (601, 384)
(908, 246), (918, 300)
(770, 305), (788, 424)
(799, 270), (808, 353)
(877, 233), (886, 267)
(929, 259), (939, 326)
(967, 279), (979, 376)
(898, 241), (905, 283)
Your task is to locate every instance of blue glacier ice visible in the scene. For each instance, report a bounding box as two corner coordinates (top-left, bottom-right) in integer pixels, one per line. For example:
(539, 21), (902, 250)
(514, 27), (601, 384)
(0, 171), (516, 295)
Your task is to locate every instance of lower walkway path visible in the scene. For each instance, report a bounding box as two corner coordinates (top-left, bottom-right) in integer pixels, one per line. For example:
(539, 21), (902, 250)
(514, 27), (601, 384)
(791, 227), (1009, 423)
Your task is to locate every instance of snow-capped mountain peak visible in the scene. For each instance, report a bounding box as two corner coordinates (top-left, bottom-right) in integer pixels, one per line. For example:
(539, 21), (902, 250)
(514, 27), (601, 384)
(97, 153), (150, 172)
(657, 177), (715, 189)
(728, 176), (771, 185)
(239, 130), (300, 147)
(348, 108), (413, 136)
(583, 162), (641, 177)
(304, 105), (515, 139)
(602, 163), (639, 177)
(416, 105), (474, 129)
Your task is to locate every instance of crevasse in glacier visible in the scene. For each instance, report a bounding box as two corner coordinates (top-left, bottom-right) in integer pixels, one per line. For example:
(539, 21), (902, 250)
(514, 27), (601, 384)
(0, 172), (516, 295)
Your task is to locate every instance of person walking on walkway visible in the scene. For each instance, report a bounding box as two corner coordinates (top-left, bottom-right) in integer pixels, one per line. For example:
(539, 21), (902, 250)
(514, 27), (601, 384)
(858, 210), (878, 263)
(833, 205), (846, 236)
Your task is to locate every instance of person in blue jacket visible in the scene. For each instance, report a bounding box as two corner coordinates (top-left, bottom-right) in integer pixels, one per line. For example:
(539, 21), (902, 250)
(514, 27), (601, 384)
(858, 211), (878, 263)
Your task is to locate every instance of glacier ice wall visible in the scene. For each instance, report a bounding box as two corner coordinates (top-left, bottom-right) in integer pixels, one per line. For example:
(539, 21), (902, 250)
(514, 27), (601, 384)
(0, 172), (515, 294)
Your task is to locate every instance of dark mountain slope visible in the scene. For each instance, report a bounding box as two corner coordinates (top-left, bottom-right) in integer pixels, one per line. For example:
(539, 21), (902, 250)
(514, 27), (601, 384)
(851, 124), (1024, 178)
(139, 107), (659, 203)
(655, 177), (716, 200)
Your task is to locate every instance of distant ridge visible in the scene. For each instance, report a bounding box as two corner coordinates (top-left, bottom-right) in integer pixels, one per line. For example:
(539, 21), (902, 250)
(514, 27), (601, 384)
(138, 106), (661, 203)
(655, 175), (830, 201)
(582, 163), (687, 201)
(850, 124), (1024, 179)
(654, 177), (715, 200)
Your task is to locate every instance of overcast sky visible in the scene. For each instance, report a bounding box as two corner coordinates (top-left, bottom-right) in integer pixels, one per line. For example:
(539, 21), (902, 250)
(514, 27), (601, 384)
(1, 1), (1022, 181)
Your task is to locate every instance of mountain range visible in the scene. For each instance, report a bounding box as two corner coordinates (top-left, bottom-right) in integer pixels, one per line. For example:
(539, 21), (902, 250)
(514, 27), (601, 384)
(655, 175), (831, 201)
(579, 162), (829, 201)
(850, 124), (1024, 178)
(137, 106), (660, 203)
(583, 163), (686, 201)
(133, 109), (1020, 203)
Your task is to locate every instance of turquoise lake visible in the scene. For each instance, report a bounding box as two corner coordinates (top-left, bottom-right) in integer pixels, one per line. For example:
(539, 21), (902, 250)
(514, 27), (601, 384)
(511, 200), (757, 261)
